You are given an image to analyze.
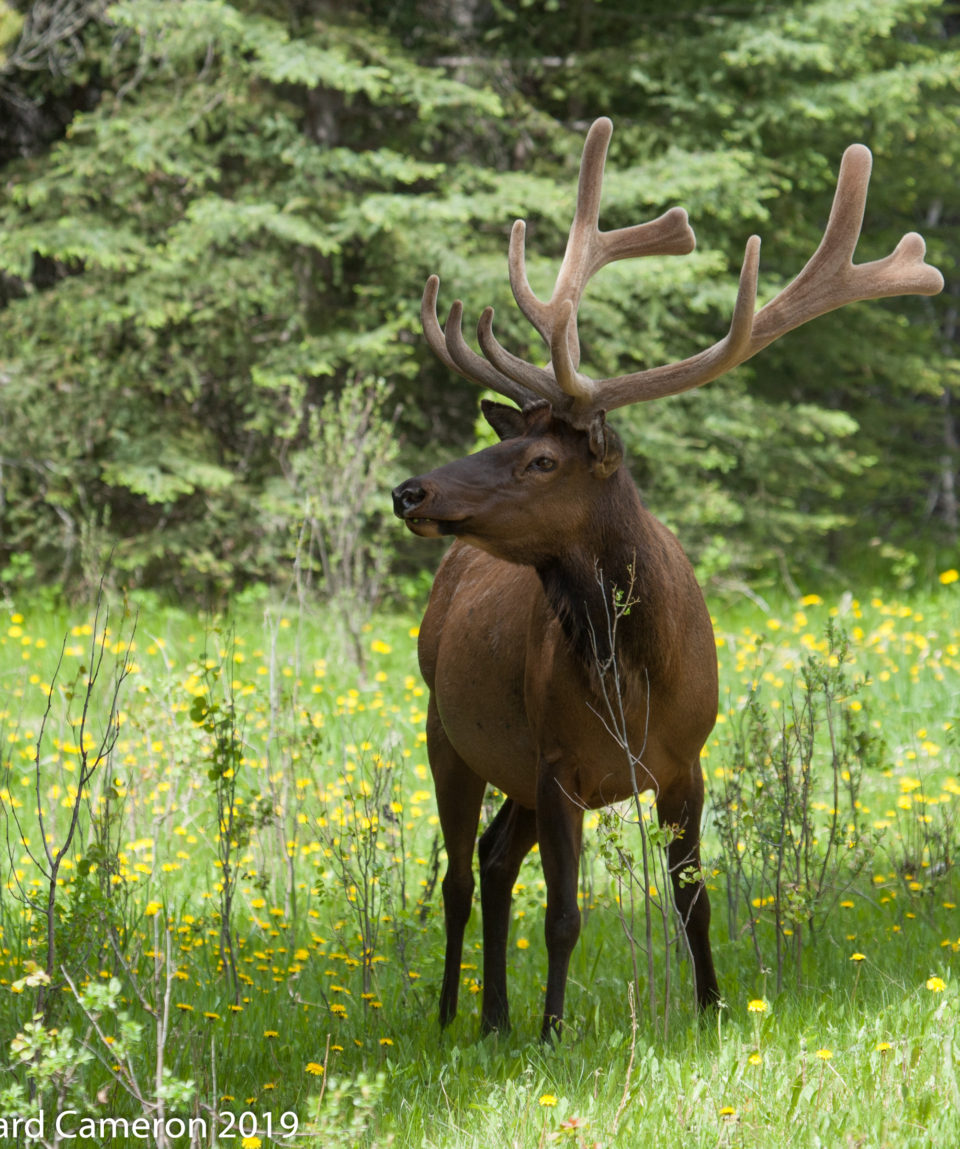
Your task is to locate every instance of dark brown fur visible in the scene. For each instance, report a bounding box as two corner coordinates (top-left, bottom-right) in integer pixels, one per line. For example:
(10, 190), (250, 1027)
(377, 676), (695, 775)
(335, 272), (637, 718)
(394, 401), (720, 1039)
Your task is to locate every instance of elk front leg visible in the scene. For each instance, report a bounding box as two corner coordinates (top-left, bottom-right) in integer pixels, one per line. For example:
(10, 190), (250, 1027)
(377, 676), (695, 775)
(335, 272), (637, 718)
(478, 798), (538, 1033)
(426, 697), (487, 1027)
(657, 768), (720, 1010)
(536, 761), (585, 1042)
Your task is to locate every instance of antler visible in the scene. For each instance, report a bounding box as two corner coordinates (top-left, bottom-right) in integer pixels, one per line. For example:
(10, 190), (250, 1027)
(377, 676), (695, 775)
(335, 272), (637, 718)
(421, 117), (695, 415)
(422, 119), (944, 422)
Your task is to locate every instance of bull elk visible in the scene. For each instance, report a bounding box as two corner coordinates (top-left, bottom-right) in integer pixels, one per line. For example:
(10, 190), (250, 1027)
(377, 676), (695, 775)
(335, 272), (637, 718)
(392, 118), (943, 1041)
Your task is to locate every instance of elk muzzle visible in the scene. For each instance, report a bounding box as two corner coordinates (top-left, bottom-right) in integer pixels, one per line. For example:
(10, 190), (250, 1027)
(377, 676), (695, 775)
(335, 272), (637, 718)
(392, 479), (452, 537)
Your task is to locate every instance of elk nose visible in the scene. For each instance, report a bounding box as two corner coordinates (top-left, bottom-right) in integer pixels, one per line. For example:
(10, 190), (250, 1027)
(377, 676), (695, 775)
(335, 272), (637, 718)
(392, 481), (427, 517)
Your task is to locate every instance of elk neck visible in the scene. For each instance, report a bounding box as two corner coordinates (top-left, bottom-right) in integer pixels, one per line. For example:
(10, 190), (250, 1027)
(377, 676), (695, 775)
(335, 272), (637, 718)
(533, 466), (670, 683)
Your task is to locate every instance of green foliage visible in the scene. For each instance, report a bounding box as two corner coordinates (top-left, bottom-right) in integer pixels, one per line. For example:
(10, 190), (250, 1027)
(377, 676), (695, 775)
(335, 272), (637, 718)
(0, 0), (505, 598)
(713, 621), (886, 990)
(0, 0), (956, 598)
(1, 587), (958, 1145)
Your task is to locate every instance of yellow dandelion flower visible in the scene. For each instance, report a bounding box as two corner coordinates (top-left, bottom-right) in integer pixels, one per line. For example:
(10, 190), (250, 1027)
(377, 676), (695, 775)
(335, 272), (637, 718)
(240, 1138), (261, 1149)
(516, 938), (530, 950)
(850, 953), (866, 962)
(748, 1052), (762, 1066)
(539, 1095), (558, 1107)
(939, 569), (958, 585)
(144, 901), (163, 917)
(926, 976), (946, 993)
(719, 1106), (737, 1118)
(815, 1048), (832, 1060)
(264, 1030), (279, 1038)
(747, 999), (768, 1013)
(876, 1041), (892, 1053)
(306, 1062), (324, 1075)
(379, 1037), (394, 1046)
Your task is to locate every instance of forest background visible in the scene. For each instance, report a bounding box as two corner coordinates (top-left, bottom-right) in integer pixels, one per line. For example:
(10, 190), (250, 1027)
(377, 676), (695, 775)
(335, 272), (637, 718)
(0, 0), (958, 612)
(0, 6), (959, 1145)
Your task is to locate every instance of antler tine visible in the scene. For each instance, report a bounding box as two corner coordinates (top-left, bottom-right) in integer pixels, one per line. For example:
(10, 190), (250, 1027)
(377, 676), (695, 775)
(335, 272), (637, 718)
(506, 118), (696, 401)
(750, 144), (944, 346)
(598, 142), (944, 412)
(471, 303), (580, 408)
(420, 275), (539, 408)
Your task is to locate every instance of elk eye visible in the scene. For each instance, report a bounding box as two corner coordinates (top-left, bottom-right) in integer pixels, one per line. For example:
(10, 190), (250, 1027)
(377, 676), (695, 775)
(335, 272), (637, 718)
(528, 456), (557, 473)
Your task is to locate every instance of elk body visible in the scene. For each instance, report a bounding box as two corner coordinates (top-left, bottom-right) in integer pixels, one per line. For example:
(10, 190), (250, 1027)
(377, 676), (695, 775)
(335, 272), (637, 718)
(393, 119), (943, 1042)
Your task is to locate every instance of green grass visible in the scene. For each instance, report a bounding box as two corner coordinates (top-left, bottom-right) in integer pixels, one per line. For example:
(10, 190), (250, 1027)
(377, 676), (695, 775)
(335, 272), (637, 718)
(0, 580), (958, 1147)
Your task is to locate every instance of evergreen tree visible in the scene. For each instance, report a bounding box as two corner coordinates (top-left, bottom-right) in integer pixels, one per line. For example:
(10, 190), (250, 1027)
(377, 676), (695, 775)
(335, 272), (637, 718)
(0, 0), (955, 598)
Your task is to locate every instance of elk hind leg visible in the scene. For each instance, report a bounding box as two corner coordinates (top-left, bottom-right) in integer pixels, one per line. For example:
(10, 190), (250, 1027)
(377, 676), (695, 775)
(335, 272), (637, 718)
(657, 769), (720, 1010)
(427, 698), (487, 1027)
(478, 798), (538, 1033)
(536, 765), (585, 1042)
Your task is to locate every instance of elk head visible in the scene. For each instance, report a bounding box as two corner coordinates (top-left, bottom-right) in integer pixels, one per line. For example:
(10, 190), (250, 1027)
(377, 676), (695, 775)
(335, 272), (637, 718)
(393, 398), (622, 564)
(394, 117), (943, 544)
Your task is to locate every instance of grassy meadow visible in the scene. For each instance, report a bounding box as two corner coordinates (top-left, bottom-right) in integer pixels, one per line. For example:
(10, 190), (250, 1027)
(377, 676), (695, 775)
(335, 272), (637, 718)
(1, 574), (959, 1147)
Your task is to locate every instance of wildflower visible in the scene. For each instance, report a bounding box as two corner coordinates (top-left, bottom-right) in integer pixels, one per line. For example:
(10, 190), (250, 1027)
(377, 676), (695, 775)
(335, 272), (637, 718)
(379, 1037), (394, 1046)
(539, 1095), (558, 1107)
(939, 569), (959, 585)
(264, 1030), (279, 1038)
(850, 953), (866, 962)
(240, 1138), (261, 1149)
(719, 1105), (737, 1117)
(815, 1048), (832, 1060)
(876, 1042), (892, 1053)
(144, 901), (163, 917)
(306, 1062), (324, 1076)
(516, 938), (530, 950)
(176, 1003), (194, 1012)
(926, 976), (946, 993)
(747, 999), (768, 1013)
(371, 639), (393, 655)
(203, 1011), (221, 1021)
(748, 1052), (762, 1066)
(330, 1003), (347, 1017)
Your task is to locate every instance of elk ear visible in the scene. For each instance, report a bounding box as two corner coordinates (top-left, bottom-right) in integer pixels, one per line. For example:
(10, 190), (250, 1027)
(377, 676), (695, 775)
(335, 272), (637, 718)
(588, 411), (623, 478)
(481, 399), (528, 441)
